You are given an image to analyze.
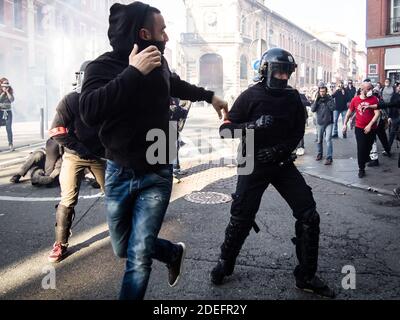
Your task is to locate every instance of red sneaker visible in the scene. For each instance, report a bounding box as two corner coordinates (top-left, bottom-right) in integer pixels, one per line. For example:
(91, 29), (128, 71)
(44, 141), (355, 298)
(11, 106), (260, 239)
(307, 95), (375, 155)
(48, 242), (68, 263)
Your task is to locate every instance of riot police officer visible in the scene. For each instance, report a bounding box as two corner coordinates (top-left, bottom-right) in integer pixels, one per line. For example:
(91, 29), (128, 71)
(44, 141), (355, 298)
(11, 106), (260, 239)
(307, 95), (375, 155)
(211, 48), (335, 299)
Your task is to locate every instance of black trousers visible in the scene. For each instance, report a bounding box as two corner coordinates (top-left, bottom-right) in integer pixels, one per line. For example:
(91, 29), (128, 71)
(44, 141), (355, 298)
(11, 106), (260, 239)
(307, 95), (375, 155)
(219, 162), (320, 280)
(231, 163), (316, 222)
(355, 127), (376, 170)
(376, 120), (390, 154)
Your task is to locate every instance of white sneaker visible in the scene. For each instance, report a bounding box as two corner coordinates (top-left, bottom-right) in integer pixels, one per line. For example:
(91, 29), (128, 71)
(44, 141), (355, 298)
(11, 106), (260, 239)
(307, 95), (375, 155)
(296, 148), (305, 156)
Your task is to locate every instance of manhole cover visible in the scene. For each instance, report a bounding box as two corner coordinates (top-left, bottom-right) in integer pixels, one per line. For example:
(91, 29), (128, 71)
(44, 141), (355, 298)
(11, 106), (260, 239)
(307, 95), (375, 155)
(184, 192), (232, 205)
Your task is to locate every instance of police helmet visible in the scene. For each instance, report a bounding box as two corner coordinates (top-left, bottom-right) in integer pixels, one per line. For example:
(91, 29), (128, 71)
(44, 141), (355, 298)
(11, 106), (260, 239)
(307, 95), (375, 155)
(258, 48), (297, 91)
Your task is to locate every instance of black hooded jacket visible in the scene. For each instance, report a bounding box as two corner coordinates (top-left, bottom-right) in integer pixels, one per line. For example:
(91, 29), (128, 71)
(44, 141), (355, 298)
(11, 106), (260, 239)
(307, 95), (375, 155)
(50, 92), (105, 159)
(80, 2), (214, 172)
(220, 82), (306, 161)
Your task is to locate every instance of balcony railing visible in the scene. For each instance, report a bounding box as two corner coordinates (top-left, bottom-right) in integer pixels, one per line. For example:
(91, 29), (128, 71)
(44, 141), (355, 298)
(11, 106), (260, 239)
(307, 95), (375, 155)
(390, 17), (400, 34)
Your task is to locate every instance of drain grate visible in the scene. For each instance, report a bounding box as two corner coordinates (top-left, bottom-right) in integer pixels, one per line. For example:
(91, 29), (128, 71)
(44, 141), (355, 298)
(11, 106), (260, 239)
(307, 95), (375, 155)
(184, 192), (232, 205)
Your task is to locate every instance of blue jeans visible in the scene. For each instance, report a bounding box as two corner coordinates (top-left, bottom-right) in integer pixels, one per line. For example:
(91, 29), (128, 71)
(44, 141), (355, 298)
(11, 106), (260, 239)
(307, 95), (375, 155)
(105, 161), (179, 300)
(0, 110), (13, 145)
(333, 110), (347, 136)
(317, 124), (333, 160)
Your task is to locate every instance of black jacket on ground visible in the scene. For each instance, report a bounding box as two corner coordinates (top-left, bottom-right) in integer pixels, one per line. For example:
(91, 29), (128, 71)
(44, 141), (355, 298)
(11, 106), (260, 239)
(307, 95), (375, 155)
(50, 92), (105, 159)
(80, 2), (214, 172)
(220, 83), (305, 161)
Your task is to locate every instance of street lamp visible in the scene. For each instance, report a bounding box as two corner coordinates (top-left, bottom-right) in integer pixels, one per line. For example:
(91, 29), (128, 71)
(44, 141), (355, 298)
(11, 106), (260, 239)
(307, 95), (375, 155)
(240, 9), (264, 63)
(305, 38), (318, 44)
(240, 9), (262, 35)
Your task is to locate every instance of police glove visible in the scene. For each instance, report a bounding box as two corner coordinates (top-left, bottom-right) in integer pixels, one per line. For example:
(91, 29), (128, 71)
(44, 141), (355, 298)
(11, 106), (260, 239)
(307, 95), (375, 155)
(247, 115), (274, 130)
(256, 146), (285, 164)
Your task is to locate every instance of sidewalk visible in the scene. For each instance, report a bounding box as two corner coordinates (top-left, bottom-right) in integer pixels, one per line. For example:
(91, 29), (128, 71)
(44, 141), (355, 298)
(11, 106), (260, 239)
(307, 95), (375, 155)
(297, 127), (400, 196)
(0, 122), (47, 153)
(0, 122), (47, 169)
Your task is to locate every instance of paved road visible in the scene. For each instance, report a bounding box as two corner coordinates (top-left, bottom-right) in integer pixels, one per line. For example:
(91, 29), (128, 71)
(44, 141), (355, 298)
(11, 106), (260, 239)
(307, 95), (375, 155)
(0, 106), (399, 300)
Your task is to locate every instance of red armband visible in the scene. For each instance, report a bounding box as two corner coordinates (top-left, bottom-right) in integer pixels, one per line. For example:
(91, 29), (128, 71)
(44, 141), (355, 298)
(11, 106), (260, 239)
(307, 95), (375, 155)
(49, 127), (68, 137)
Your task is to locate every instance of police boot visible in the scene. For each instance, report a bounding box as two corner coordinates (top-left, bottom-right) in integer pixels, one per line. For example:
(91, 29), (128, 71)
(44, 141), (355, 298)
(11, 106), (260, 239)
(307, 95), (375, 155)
(210, 219), (253, 285)
(292, 208), (335, 299)
(210, 258), (236, 285)
(48, 205), (75, 263)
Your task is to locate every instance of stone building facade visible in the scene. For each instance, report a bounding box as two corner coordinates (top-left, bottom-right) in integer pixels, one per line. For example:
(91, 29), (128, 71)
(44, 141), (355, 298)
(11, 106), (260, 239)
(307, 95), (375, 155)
(180, 0), (334, 100)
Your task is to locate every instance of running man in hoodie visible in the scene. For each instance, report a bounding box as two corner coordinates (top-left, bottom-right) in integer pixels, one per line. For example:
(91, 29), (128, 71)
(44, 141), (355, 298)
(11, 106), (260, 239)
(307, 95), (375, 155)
(80, 2), (228, 300)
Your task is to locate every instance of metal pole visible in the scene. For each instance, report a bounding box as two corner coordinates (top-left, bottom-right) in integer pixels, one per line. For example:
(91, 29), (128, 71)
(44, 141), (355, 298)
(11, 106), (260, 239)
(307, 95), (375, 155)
(44, 58), (49, 131)
(40, 107), (44, 139)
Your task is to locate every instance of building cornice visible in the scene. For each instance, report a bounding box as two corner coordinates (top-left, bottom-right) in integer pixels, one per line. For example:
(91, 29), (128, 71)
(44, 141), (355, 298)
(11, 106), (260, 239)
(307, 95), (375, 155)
(52, 0), (107, 27)
(366, 36), (400, 48)
(249, 0), (334, 51)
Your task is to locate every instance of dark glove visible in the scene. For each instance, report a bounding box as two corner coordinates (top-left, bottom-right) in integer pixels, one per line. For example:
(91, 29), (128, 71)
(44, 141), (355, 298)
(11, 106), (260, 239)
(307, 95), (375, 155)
(247, 115), (274, 130)
(256, 146), (285, 164)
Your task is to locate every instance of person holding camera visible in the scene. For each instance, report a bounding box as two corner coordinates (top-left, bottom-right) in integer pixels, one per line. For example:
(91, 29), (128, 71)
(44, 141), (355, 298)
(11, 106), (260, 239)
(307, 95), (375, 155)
(0, 78), (15, 151)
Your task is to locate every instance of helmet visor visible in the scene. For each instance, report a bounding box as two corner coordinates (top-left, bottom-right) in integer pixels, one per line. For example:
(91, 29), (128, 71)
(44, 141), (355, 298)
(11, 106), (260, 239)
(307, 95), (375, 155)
(270, 62), (297, 76)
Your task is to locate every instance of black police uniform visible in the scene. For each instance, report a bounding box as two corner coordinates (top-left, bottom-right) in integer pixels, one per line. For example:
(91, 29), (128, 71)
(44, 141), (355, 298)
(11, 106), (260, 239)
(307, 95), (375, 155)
(211, 48), (334, 298)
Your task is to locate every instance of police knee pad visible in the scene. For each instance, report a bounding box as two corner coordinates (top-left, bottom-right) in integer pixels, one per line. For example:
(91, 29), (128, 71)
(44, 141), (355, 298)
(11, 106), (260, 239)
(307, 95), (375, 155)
(293, 207), (320, 245)
(297, 207), (320, 227)
(220, 217), (253, 260)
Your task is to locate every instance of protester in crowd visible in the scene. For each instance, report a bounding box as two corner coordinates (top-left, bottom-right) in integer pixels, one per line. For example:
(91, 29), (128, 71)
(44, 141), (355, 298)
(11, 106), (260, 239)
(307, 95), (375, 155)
(388, 82), (400, 151)
(345, 80), (357, 102)
(312, 86), (335, 165)
(343, 81), (381, 178)
(0, 78), (15, 151)
(332, 81), (349, 139)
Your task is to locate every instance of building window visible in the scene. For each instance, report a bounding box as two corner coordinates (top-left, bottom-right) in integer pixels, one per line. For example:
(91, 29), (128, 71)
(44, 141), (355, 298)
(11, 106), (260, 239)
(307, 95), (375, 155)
(255, 21), (260, 39)
(241, 16), (247, 35)
(391, 0), (400, 33)
(13, 0), (23, 30)
(0, 53), (4, 73)
(80, 22), (87, 37)
(0, 0), (4, 25)
(61, 15), (70, 34)
(240, 55), (248, 80)
(35, 4), (45, 35)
